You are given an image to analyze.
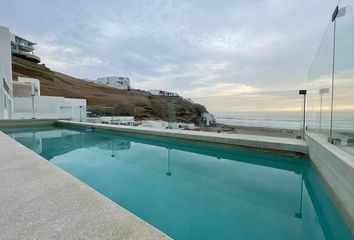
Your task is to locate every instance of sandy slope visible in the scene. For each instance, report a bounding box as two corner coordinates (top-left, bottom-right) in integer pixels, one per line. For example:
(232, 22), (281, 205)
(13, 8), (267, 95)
(12, 59), (206, 123)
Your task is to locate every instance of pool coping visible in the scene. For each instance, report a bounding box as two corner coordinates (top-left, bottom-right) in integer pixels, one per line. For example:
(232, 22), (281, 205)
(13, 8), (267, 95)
(0, 118), (59, 127)
(56, 120), (309, 155)
(0, 130), (171, 240)
(306, 132), (354, 234)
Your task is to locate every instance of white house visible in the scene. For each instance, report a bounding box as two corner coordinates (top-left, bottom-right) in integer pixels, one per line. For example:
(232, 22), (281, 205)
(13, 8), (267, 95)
(0, 26), (13, 119)
(96, 76), (131, 90)
(10, 33), (41, 63)
(149, 89), (179, 97)
(201, 112), (216, 126)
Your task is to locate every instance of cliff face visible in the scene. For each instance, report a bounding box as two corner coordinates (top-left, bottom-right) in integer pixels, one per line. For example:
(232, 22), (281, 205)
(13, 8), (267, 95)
(11, 59), (207, 124)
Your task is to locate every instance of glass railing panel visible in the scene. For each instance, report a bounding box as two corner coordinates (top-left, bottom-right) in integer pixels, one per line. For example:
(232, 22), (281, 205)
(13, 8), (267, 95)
(12, 96), (84, 121)
(306, 21), (334, 138)
(86, 105), (115, 124)
(83, 94), (303, 139)
(86, 105), (136, 126)
(332, 4), (354, 153)
(193, 90), (303, 138)
(58, 105), (85, 121)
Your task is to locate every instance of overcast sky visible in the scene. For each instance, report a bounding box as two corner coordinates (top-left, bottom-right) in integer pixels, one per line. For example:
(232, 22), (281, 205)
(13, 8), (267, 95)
(0, 0), (337, 112)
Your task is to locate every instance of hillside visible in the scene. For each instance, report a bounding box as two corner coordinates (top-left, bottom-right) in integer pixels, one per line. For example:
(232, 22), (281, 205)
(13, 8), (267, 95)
(11, 59), (207, 124)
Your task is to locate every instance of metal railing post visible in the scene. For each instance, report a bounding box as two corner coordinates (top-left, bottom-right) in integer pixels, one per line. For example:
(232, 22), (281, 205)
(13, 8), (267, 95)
(299, 90), (307, 139)
(31, 94), (35, 119)
(329, 9), (337, 144)
(79, 106), (82, 122)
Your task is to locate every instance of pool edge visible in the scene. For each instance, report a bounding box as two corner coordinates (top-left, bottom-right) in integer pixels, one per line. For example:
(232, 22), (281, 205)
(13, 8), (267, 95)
(56, 120), (309, 155)
(0, 130), (172, 240)
(306, 132), (354, 235)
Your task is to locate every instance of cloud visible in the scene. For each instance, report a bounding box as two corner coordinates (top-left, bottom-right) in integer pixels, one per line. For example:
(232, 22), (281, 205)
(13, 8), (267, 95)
(180, 83), (261, 98)
(0, 0), (337, 112)
(34, 37), (108, 76)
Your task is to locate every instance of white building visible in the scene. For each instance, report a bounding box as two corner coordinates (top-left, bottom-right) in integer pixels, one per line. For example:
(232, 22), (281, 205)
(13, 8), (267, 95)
(96, 76), (131, 90)
(201, 112), (216, 126)
(0, 25), (87, 121)
(149, 89), (179, 97)
(0, 26), (13, 119)
(13, 77), (40, 97)
(10, 33), (41, 63)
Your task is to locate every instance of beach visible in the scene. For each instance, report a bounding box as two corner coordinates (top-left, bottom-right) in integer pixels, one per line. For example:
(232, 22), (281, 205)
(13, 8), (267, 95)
(201, 123), (301, 138)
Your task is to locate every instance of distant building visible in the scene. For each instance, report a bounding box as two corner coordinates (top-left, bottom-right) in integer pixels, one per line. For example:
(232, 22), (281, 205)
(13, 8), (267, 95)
(10, 33), (41, 63)
(97, 76), (131, 90)
(201, 112), (216, 126)
(149, 89), (179, 97)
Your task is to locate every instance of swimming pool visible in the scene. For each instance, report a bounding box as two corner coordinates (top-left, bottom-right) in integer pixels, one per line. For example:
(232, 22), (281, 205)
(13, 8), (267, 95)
(3, 125), (354, 240)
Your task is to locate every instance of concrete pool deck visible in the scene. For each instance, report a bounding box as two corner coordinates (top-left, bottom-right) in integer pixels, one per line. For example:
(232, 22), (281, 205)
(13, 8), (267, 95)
(0, 130), (170, 240)
(57, 120), (309, 155)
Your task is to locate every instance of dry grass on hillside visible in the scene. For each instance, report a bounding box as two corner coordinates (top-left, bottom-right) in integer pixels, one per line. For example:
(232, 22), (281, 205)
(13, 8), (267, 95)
(12, 60), (206, 123)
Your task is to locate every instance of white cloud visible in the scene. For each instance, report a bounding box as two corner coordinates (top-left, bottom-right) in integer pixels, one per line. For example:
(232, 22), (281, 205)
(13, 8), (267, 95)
(34, 38), (108, 76)
(2, 0), (337, 112)
(180, 83), (261, 98)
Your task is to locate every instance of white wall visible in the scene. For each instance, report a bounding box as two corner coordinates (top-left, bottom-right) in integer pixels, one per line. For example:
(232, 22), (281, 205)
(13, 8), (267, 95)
(13, 82), (33, 97)
(0, 26), (13, 119)
(18, 77), (40, 96)
(13, 96), (86, 121)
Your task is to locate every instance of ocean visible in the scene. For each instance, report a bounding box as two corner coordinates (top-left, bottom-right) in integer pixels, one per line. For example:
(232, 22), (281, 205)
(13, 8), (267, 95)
(214, 112), (302, 130)
(214, 111), (354, 131)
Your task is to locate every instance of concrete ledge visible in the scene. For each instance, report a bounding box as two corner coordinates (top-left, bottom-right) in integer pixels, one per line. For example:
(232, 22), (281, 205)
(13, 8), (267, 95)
(0, 131), (170, 240)
(57, 120), (309, 155)
(0, 119), (61, 128)
(306, 132), (354, 233)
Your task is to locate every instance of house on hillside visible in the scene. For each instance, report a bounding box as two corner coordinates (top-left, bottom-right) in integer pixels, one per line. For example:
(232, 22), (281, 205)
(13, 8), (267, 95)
(10, 33), (41, 64)
(149, 89), (179, 97)
(96, 76), (131, 90)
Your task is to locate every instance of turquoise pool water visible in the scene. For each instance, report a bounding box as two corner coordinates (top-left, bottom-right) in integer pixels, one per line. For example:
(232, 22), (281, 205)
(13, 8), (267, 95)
(4, 125), (354, 240)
